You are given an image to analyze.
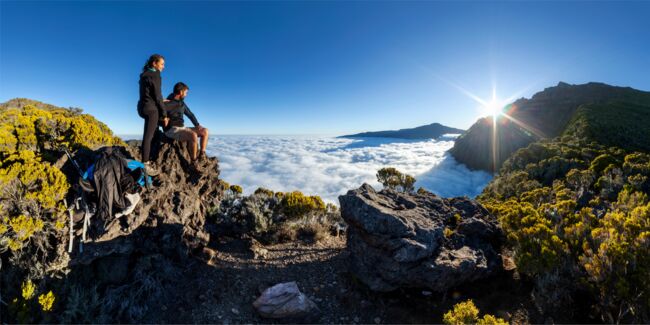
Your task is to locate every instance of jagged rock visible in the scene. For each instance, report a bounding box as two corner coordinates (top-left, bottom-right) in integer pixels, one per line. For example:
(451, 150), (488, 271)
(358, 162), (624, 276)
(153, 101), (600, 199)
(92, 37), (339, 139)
(70, 137), (223, 265)
(253, 281), (319, 319)
(338, 183), (503, 292)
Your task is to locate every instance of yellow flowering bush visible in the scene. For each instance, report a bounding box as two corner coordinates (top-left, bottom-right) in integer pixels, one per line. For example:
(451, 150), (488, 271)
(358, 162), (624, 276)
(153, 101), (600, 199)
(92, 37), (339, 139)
(0, 101), (124, 254)
(481, 138), (650, 322)
(579, 204), (650, 322)
(443, 300), (507, 325)
(21, 279), (36, 300)
(229, 184), (243, 195)
(9, 279), (57, 321)
(38, 291), (56, 312)
(1, 99), (124, 322)
(0, 152), (68, 252)
(281, 191), (326, 219)
(0, 103), (123, 159)
(254, 187), (274, 197)
(0, 152), (69, 210)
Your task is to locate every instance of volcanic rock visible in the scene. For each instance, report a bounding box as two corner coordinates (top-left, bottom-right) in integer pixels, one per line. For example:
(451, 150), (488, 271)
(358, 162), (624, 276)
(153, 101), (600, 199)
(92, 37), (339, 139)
(70, 137), (223, 265)
(338, 183), (503, 292)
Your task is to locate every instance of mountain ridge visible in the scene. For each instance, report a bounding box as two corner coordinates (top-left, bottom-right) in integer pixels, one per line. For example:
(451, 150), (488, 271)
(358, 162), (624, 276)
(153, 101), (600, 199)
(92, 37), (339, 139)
(339, 122), (464, 139)
(449, 81), (650, 172)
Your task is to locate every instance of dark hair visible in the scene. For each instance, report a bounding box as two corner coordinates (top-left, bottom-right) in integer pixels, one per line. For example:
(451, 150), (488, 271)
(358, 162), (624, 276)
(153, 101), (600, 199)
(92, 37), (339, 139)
(142, 54), (165, 72)
(173, 82), (189, 95)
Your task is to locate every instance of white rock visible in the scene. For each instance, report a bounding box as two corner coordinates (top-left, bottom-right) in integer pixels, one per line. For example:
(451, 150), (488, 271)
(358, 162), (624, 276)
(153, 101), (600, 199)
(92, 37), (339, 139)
(252, 281), (318, 319)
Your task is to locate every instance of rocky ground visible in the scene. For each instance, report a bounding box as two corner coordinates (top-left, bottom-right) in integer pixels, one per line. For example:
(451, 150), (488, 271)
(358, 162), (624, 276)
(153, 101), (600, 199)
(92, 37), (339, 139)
(0, 138), (569, 324)
(71, 140), (549, 324)
(133, 233), (542, 324)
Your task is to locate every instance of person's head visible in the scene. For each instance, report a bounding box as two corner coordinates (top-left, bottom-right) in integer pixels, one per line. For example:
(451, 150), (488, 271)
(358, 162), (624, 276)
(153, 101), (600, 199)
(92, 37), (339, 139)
(143, 54), (165, 72)
(173, 82), (189, 99)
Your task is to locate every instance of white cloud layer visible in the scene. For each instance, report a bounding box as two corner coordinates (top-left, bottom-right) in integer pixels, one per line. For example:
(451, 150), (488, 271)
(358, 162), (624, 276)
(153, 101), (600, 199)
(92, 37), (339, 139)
(205, 135), (492, 203)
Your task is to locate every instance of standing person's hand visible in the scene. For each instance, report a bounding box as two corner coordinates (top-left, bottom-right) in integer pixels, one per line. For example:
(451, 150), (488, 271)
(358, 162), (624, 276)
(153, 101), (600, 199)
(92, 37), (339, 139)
(163, 117), (169, 127)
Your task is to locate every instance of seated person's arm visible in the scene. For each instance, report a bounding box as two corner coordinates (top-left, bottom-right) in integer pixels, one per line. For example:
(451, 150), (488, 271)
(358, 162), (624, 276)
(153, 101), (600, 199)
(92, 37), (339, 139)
(184, 104), (201, 129)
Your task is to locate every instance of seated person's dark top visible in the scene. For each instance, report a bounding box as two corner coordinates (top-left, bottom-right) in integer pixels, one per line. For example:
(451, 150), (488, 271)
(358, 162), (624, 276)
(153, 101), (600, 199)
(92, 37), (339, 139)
(163, 93), (200, 132)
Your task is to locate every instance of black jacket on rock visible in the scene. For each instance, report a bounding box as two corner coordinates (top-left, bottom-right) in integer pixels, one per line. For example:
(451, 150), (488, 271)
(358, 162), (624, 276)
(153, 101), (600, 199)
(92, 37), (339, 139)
(137, 69), (167, 118)
(163, 93), (200, 131)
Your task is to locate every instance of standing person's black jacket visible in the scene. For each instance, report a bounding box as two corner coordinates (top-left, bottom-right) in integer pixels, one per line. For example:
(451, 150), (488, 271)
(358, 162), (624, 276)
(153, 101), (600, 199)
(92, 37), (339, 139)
(163, 93), (200, 131)
(137, 68), (167, 118)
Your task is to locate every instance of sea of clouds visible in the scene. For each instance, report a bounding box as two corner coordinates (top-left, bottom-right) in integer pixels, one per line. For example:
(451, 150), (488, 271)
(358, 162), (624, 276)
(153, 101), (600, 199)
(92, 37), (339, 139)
(204, 135), (492, 203)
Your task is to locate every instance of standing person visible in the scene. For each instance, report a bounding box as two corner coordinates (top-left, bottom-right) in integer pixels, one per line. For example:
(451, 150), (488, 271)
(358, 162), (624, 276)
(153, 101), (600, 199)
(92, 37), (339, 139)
(163, 82), (209, 163)
(137, 54), (169, 175)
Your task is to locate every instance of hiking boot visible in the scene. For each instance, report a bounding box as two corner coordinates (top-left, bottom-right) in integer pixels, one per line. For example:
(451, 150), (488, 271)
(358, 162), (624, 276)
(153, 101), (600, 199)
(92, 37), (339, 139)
(191, 160), (204, 174)
(144, 161), (160, 176)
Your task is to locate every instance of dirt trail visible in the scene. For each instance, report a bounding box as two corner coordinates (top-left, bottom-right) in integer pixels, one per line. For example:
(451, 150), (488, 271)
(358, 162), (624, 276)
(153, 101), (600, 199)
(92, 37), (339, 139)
(143, 234), (541, 324)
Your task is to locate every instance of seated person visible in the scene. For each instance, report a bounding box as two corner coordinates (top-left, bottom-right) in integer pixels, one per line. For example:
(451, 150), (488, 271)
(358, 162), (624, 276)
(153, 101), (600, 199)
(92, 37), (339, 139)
(163, 82), (209, 161)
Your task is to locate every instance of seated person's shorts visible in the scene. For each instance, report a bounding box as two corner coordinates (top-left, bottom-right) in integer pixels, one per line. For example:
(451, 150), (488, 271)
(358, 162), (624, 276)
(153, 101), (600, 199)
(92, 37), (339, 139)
(164, 126), (196, 141)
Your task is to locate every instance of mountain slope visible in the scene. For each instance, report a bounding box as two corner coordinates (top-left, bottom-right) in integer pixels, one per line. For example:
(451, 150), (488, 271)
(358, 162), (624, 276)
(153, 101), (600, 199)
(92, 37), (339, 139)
(563, 101), (650, 152)
(475, 84), (650, 322)
(340, 122), (464, 139)
(449, 82), (650, 172)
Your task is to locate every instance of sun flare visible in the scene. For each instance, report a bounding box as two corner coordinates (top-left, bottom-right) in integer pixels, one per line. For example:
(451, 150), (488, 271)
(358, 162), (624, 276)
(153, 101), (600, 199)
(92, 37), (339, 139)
(483, 98), (504, 117)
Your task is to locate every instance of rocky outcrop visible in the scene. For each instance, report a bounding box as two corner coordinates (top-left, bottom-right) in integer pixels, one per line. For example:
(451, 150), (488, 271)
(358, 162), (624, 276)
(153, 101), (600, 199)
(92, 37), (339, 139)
(69, 138), (224, 265)
(39, 139), (227, 322)
(339, 184), (503, 292)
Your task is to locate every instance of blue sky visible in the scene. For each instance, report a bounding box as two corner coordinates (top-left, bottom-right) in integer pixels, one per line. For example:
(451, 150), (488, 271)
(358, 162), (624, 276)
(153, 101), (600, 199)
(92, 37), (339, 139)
(1, 1), (649, 135)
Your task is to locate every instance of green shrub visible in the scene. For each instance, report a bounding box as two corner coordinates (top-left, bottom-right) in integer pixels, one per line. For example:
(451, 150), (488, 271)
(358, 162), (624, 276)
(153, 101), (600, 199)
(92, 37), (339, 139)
(229, 184), (243, 195)
(281, 191), (326, 219)
(254, 187), (274, 197)
(376, 167), (416, 193)
(590, 154), (618, 174)
(580, 204), (650, 323)
(481, 137), (650, 322)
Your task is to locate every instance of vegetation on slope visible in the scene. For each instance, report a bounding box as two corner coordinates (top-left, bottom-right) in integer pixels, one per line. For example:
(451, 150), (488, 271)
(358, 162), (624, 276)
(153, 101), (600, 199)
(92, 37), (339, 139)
(212, 183), (340, 244)
(479, 96), (650, 322)
(1, 100), (123, 253)
(0, 99), (124, 322)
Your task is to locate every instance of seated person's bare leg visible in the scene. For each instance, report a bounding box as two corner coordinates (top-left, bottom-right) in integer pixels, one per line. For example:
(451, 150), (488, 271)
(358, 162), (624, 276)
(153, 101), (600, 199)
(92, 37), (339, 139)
(200, 128), (208, 154)
(167, 127), (198, 160)
(190, 132), (198, 160)
(191, 127), (209, 155)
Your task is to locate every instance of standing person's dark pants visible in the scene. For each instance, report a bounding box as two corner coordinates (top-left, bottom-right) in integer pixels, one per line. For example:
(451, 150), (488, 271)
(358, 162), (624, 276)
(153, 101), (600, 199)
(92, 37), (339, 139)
(138, 107), (159, 162)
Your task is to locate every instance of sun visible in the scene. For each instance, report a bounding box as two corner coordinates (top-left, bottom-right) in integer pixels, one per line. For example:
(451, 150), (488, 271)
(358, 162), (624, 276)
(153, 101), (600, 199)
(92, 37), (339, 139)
(483, 98), (503, 117)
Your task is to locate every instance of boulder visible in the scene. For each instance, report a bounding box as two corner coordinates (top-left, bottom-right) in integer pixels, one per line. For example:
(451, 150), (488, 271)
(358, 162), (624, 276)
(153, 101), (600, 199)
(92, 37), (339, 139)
(338, 183), (504, 292)
(253, 281), (318, 319)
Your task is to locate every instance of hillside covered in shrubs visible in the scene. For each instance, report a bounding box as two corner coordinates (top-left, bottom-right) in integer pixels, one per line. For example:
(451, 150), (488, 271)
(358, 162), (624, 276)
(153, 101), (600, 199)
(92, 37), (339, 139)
(1, 99), (125, 322)
(0, 99), (124, 257)
(477, 85), (650, 322)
